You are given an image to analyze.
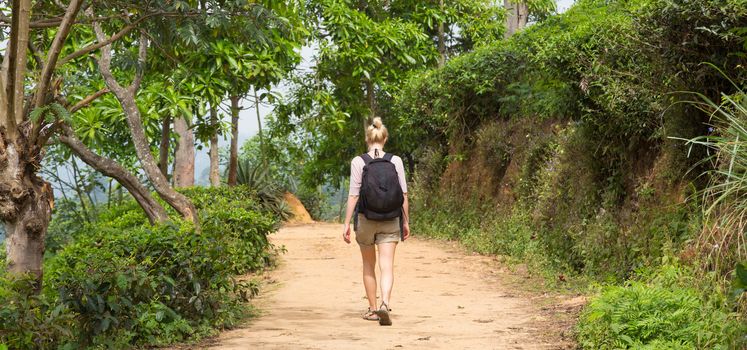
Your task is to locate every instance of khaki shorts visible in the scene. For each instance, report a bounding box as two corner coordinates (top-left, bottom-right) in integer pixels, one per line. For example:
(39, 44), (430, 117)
(355, 214), (400, 246)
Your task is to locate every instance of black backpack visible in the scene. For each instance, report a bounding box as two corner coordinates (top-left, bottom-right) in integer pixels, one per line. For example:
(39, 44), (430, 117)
(358, 152), (404, 220)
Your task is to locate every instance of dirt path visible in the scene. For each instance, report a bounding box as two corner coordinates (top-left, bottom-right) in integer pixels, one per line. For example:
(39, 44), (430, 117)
(205, 223), (578, 349)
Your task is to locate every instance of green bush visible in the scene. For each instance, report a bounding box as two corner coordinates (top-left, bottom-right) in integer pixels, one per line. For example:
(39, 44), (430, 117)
(180, 186), (280, 273)
(0, 186), (279, 349)
(0, 274), (74, 349)
(46, 222), (237, 346)
(577, 265), (746, 349)
(412, 191), (541, 262)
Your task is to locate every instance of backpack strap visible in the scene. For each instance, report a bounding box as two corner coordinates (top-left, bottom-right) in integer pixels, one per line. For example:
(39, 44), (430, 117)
(361, 152), (393, 164)
(361, 153), (373, 165)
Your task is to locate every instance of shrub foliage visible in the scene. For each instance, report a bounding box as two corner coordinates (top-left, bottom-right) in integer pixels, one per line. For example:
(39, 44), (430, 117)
(0, 186), (279, 349)
(399, 0), (747, 347)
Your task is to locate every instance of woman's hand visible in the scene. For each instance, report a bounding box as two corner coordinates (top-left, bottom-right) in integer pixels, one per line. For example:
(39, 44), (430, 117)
(342, 223), (351, 244)
(402, 221), (411, 241)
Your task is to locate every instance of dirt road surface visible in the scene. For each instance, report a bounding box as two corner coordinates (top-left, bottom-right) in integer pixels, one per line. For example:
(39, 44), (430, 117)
(205, 223), (578, 350)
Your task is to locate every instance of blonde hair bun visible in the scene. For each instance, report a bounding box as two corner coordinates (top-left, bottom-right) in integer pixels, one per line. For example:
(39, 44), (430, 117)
(366, 117), (388, 145)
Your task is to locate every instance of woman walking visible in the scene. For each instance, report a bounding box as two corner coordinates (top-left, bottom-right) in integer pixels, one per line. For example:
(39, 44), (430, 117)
(342, 117), (410, 326)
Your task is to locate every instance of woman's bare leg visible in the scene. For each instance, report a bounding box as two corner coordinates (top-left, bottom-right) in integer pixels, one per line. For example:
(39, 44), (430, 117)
(360, 245), (378, 310)
(377, 242), (397, 307)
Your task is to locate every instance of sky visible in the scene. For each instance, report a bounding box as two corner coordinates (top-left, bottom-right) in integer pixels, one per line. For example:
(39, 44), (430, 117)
(195, 0), (579, 182)
(558, 0), (575, 12)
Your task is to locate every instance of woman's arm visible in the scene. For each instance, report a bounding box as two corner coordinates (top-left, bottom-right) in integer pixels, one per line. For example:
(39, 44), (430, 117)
(344, 195), (359, 227)
(342, 195), (359, 244)
(402, 193), (410, 240)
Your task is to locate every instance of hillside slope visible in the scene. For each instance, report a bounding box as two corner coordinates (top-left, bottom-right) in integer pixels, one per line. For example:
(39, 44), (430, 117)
(394, 0), (747, 348)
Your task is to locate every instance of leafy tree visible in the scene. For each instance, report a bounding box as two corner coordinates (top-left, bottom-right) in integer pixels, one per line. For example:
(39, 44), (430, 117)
(158, 1), (308, 187)
(0, 0), (301, 286)
(272, 0), (510, 187)
(0, 0), (178, 284)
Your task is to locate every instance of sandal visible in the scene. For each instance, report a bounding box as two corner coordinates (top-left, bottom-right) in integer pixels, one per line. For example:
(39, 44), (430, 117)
(374, 302), (392, 326)
(362, 308), (380, 321)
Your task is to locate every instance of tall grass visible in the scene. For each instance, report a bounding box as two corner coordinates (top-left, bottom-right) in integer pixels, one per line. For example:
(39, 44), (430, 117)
(682, 82), (747, 275)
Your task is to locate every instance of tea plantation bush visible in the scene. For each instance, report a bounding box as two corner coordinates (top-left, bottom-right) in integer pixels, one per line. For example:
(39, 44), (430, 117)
(577, 264), (746, 349)
(0, 186), (280, 349)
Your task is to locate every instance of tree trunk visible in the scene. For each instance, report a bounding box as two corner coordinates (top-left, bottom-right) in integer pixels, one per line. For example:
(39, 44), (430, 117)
(504, 0), (529, 37)
(59, 124), (169, 224)
(209, 106), (221, 187)
(107, 179), (112, 209)
(437, 0), (445, 67)
(3, 197), (50, 289)
(366, 80), (376, 119)
(0, 44), (11, 131)
(227, 95), (240, 186)
(105, 81), (197, 224)
(0, 128), (52, 288)
(404, 152), (415, 181)
(173, 115), (195, 187)
(158, 114), (171, 178)
(0, 0), (49, 286)
(254, 87), (264, 161)
(94, 26), (198, 225)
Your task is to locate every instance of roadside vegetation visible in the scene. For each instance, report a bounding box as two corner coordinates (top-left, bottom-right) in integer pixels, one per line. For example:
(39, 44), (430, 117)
(394, 0), (747, 348)
(0, 186), (282, 348)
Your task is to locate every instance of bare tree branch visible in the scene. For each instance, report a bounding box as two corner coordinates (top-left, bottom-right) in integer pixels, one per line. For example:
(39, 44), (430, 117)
(0, 14), (63, 28)
(70, 87), (110, 113)
(33, 0), (84, 110)
(58, 123), (170, 224)
(28, 40), (44, 68)
(0, 38), (11, 125)
(140, 29), (181, 65)
(92, 20), (126, 94)
(92, 18), (199, 226)
(56, 11), (188, 68)
(5, 0), (32, 134)
(130, 33), (148, 94)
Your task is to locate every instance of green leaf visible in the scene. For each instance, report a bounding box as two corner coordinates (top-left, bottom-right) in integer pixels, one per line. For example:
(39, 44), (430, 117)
(732, 262), (747, 298)
(116, 274), (128, 290)
(50, 103), (71, 122)
(736, 262), (747, 284)
(100, 317), (111, 332)
(29, 106), (49, 122)
(227, 56), (239, 70)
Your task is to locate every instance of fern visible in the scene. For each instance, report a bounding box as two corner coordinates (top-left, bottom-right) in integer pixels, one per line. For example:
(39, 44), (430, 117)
(29, 103), (71, 124)
(577, 265), (746, 349)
